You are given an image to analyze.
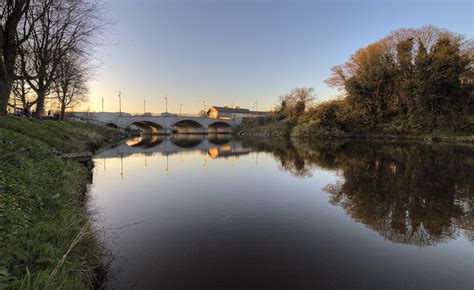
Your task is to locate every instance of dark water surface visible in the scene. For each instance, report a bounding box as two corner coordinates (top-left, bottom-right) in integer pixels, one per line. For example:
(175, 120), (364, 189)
(89, 135), (473, 289)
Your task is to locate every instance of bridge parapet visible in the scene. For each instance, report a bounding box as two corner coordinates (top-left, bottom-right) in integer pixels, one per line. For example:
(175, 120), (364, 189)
(67, 112), (242, 135)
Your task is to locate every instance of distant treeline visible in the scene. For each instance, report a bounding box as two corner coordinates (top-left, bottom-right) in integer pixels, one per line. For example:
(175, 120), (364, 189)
(247, 26), (473, 138)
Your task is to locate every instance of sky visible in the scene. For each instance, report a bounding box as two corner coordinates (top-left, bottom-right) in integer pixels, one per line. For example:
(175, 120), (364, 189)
(86, 0), (473, 113)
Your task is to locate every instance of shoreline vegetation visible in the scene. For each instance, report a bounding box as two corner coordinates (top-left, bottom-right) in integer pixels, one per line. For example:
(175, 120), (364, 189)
(235, 120), (474, 144)
(0, 116), (125, 289)
(236, 26), (473, 143)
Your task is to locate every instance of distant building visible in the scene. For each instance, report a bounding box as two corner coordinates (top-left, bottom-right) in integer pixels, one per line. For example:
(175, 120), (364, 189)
(207, 106), (269, 119)
(460, 71), (474, 86)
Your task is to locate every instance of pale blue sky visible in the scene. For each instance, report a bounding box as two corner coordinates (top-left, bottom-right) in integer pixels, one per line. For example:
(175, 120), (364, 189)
(88, 0), (473, 113)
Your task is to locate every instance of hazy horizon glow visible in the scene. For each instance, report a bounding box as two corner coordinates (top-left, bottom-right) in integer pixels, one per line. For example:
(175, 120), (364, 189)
(86, 0), (473, 113)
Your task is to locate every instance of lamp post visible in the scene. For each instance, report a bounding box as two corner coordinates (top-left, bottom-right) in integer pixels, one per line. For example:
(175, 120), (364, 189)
(203, 154), (208, 169)
(179, 103), (183, 116)
(165, 154), (170, 174)
(101, 97), (104, 112)
(143, 98), (146, 114)
(120, 155), (124, 180)
(164, 95), (168, 113)
(118, 91), (122, 113)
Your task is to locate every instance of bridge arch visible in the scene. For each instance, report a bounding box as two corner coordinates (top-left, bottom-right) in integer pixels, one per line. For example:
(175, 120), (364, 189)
(208, 121), (232, 134)
(127, 121), (164, 135)
(172, 119), (204, 134)
(142, 121), (165, 134)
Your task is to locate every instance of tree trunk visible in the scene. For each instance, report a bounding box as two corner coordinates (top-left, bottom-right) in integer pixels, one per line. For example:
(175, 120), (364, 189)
(34, 90), (46, 118)
(0, 77), (14, 114)
(0, 0), (30, 113)
(60, 103), (66, 120)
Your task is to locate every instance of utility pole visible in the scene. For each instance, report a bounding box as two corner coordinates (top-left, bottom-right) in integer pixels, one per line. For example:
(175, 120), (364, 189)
(165, 154), (170, 174)
(101, 97), (104, 112)
(203, 154), (208, 169)
(118, 91), (122, 113)
(120, 155), (124, 180)
(164, 94), (168, 113)
(144, 98), (146, 114)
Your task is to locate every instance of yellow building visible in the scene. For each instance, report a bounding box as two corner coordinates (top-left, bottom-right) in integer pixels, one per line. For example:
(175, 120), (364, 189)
(207, 106), (268, 119)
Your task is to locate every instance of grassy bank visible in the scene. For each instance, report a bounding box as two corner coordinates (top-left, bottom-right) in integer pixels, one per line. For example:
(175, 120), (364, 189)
(0, 116), (125, 289)
(235, 118), (474, 144)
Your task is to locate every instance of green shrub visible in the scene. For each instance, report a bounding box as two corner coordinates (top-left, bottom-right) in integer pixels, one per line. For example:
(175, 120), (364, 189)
(291, 121), (347, 138)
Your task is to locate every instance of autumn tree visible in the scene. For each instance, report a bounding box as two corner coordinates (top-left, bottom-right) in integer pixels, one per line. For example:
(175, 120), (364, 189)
(428, 37), (470, 116)
(326, 25), (471, 128)
(395, 37), (415, 114)
(344, 41), (397, 124)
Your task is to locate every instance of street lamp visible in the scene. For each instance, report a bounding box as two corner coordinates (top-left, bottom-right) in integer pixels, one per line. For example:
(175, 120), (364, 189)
(165, 154), (170, 174)
(179, 103), (183, 116)
(102, 97), (104, 112)
(118, 91), (122, 113)
(164, 95), (168, 113)
(143, 98), (146, 114)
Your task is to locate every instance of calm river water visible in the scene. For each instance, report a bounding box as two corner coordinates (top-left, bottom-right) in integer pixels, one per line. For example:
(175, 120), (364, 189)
(89, 135), (473, 289)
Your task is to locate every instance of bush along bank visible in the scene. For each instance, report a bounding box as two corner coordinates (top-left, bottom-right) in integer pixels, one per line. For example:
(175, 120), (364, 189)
(235, 114), (474, 144)
(0, 116), (126, 289)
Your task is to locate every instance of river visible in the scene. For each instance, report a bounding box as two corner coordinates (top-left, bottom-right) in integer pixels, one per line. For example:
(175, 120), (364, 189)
(88, 135), (473, 289)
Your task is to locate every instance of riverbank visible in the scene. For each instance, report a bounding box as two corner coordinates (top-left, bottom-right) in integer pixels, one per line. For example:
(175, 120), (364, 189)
(0, 116), (126, 289)
(235, 119), (474, 144)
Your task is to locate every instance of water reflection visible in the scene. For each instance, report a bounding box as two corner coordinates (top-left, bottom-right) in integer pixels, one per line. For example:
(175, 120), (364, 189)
(91, 135), (473, 289)
(241, 138), (474, 247)
(99, 135), (251, 168)
(127, 135), (165, 147)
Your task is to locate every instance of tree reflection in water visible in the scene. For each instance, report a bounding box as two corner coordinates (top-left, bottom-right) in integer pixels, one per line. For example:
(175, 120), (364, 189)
(241, 138), (474, 247)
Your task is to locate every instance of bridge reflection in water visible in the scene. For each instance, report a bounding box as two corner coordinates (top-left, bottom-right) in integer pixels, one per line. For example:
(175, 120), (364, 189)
(96, 134), (253, 174)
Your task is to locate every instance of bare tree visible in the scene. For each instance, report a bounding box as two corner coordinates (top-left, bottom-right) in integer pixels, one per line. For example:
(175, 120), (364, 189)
(12, 76), (32, 110)
(21, 0), (104, 118)
(277, 87), (316, 122)
(54, 52), (88, 120)
(280, 87), (316, 106)
(0, 0), (31, 113)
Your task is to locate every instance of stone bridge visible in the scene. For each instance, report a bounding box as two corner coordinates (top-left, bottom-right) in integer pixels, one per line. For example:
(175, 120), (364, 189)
(67, 112), (242, 134)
